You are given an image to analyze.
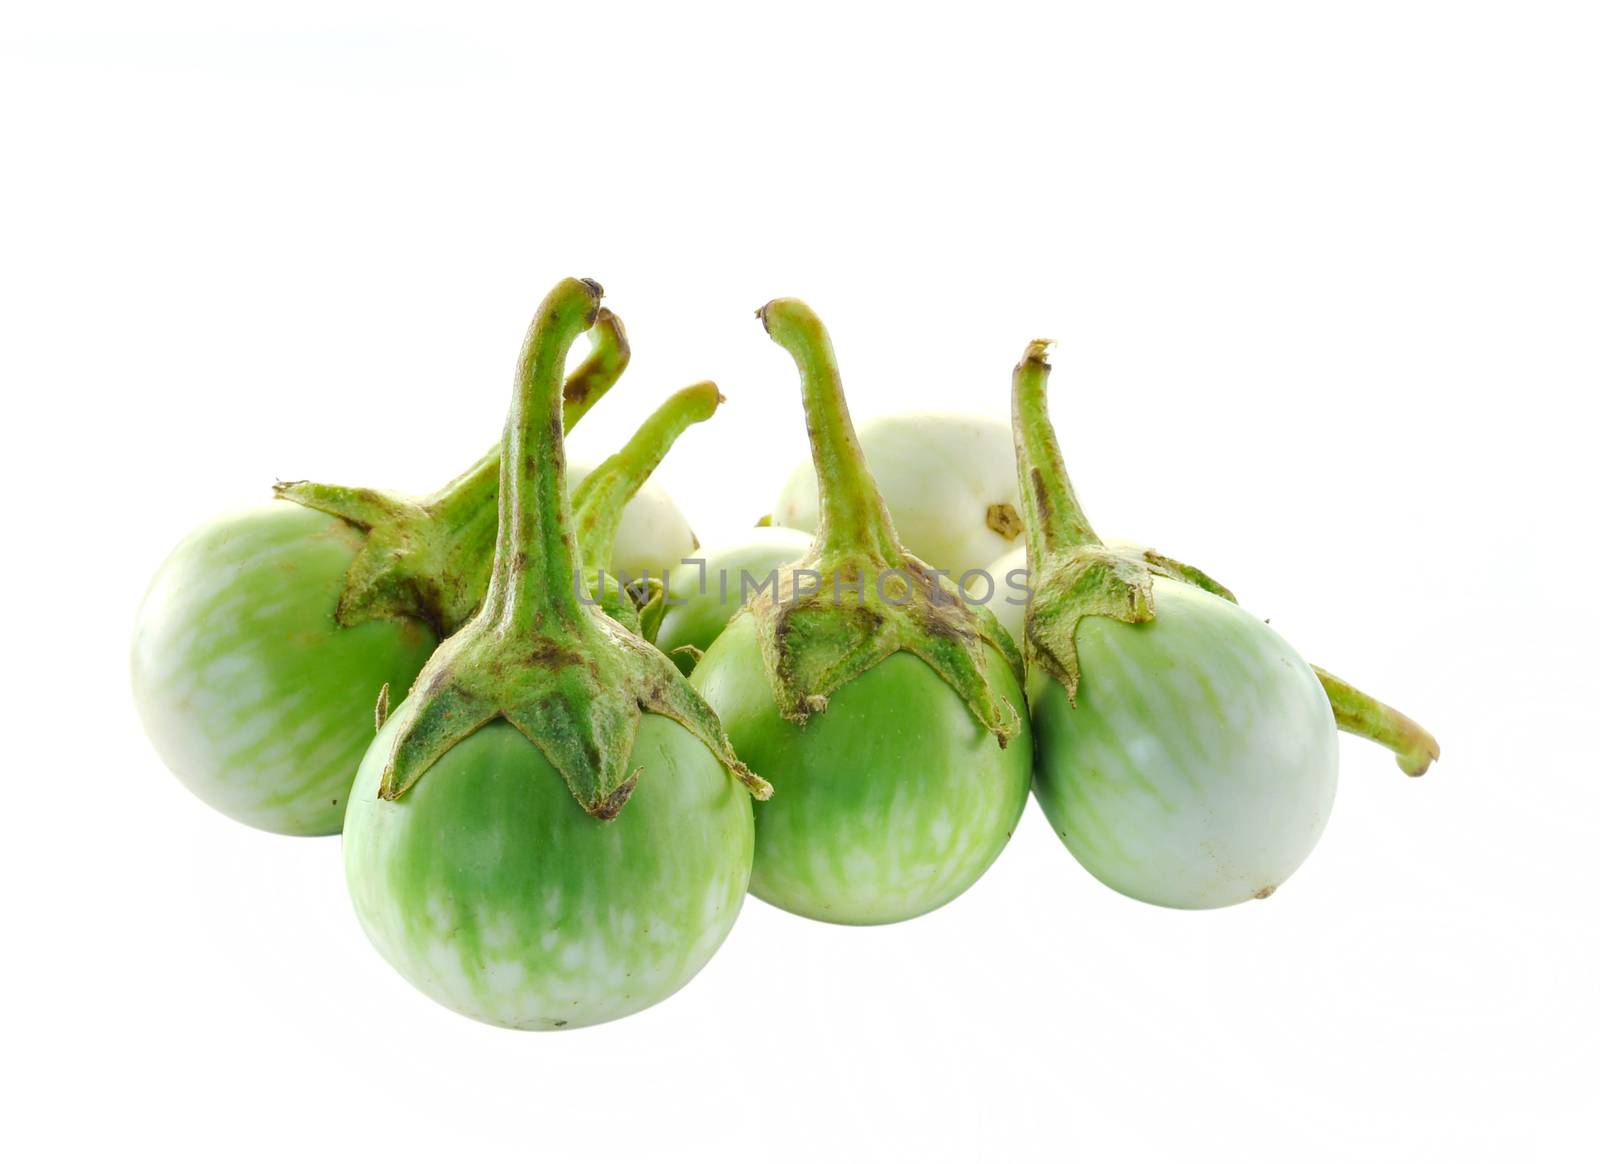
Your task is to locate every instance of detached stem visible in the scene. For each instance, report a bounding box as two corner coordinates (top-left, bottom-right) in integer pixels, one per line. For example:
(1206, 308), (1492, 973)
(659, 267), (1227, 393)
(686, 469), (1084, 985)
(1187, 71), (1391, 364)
(1314, 667), (1441, 776)
(482, 277), (605, 633)
(758, 299), (901, 562)
(572, 381), (722, 573)
(1012, 340), (1101, 566)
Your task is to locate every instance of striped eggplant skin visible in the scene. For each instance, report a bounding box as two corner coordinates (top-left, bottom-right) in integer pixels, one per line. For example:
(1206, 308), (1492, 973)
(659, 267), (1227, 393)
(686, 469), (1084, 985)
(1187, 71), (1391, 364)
(653, 526), (814, 675)
(691, 615), (1032, 925)
(1029, 576), (1338, 909)
(343, 710), (754, 1030)
(131, 504), (437, 835)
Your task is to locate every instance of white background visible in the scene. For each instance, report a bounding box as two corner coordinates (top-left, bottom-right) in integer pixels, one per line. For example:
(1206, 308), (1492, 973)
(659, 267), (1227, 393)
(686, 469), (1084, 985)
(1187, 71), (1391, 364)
(4, 2), (1597, 1161)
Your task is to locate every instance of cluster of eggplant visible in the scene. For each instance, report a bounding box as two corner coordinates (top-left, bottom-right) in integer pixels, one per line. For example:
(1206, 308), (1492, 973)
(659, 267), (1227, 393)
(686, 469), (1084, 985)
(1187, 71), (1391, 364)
(133, 278), (1437, 1029)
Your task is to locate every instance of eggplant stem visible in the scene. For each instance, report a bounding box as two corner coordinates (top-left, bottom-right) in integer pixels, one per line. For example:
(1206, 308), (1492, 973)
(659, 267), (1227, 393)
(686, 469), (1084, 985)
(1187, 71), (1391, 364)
(571, 381), (722, 574)
(424, 312), (627, 528)
(758, 299), (901, 563)
(482, 278), (605, 633)
(741, 299), (1024, 743)
(375, 278), (771, 812)
(1011, 340), (1101, 566)
(561, 307), (630, 428)
(1314, 666), (1440, 776)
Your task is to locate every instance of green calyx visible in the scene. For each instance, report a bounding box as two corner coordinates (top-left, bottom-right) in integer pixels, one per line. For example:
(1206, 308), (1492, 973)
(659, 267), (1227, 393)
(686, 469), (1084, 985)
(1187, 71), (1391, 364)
(571, 380), (723, 635)
(1013, 340), (1218, 697)
(1012, 340), (1440, 776)
(274, 308), (631, 638)
(745, 298), (1023, 745)
(375, 277), (771, 819)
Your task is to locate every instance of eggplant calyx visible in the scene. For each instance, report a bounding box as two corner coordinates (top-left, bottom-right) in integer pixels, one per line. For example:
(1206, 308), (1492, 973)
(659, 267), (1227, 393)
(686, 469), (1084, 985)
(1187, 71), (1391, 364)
(377, 609), (772, 817)
(1131, 544), (1238, 603)
(375, 278), (769, 820)
(1011, 339), (1164, 703)
(747, 297), (1023, 746)
(1022, 544), (1155, 705)
(745, 543), (1024, 744)
(1024, 539), (1238, 705)
(1010, 339), (1439, 774)
(274, 307), (631, 638)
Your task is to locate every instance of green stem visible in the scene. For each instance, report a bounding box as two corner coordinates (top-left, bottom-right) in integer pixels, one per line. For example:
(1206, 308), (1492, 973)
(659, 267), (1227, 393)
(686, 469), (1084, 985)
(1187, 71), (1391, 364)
(1011, 340), (1101, 567)
(563, 307), (630, 427)
(272, 308), (628, 637)
(758, 298), (901, 562)
(1314, 666), (1441, 776)
(374, 277), (770, 811)
(417, 305), (624, 626)
(425, 308), (628, 531)
(572, 380), (722, 574)
(481, 277), (605, 634)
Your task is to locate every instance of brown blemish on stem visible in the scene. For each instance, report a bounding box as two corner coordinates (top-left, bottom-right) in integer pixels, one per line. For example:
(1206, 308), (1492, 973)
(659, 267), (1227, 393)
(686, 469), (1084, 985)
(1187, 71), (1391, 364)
(562, 309), (628, 411)
(526, 642), (585, 670)
(1029, 467), (1055, 531)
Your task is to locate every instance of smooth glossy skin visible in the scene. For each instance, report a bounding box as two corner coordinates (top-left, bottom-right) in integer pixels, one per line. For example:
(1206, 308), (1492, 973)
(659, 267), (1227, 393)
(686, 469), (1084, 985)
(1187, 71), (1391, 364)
(567, 459), (696, 584)
(132, 504), (436, 835)
(692, 616), (1032, 925)
(1030, 577), (1338, 909)
(344, 710), (754, 1030)
(774, 413), (1024, 580)
(653, 526), (813, 674)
